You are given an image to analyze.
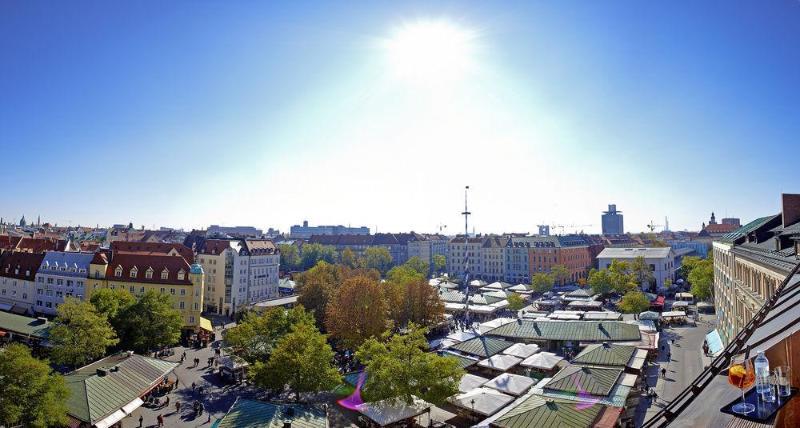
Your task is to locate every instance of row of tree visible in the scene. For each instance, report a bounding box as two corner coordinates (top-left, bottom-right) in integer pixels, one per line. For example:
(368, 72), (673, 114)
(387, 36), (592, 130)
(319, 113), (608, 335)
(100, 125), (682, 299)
(0, 344), (69, 428)
(587, 257), (655, 296)
(279, 243), (447, 276)
(48, 289), (184, 369)
(681, 255), (714, 300)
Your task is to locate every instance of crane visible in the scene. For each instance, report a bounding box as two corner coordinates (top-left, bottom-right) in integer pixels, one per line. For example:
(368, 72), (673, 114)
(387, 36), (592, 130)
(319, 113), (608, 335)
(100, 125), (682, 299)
(646, 220), (665, 232)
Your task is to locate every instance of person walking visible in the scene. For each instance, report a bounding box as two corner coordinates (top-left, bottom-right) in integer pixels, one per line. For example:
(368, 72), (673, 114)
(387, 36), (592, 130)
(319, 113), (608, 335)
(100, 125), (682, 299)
(661, 367), (667, 379)
(138, 415), (143, 428)
(157, 414), (164, 427)
(175, 401), (181, 414)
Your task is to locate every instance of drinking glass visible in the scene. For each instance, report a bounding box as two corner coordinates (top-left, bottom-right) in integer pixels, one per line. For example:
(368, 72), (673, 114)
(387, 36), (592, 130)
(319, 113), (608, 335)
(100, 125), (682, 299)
(775, 366), (792, 397)
(728, 353), (756, 414)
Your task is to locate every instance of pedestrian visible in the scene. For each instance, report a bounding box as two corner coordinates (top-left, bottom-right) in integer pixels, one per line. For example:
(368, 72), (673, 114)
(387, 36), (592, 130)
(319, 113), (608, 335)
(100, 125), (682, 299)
(157, 414), (164, 427)
(661, 367), (666, 378)
(164, 396), (170, 408)
(138, 415), (143, 428)
(176, 401), (181, 413)
(192, 382), (196, 392)
(207, 411), (212, 423)
(667, 352), (671, 361)
(671, 338), (675, 345)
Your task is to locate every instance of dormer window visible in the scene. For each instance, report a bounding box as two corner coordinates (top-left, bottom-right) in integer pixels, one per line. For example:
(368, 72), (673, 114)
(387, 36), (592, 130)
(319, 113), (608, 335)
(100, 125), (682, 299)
(177, 270), (185, 281)
(115, 266), (123, 277)
(145, 267), (153, 279)
(130, 267), (138, 278)
(161, 269), (169, 280)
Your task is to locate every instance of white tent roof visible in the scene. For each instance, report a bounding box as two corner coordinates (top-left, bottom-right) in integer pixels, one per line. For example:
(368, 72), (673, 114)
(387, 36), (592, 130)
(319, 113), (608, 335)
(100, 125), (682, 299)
(502, 343), (540, 359)
(444, 302), (467, 312)
(484, 373), (536, 396)
(520, 352), (564, 370)
(447, 330), (480, 343)
(356, 397), (431, 426)
(478, 354), (523, 371)
(509, 284), (530, 292)
(676, 292), (694, 299)
(582, 311), (622, 320)
(671, 301), (689, 308)
(471, 304), (500, 314)
(478, 318), (515, 334)
(662, 311), (687, 318)
(450, 387), (516, 416)
(459, 374), (490, 393)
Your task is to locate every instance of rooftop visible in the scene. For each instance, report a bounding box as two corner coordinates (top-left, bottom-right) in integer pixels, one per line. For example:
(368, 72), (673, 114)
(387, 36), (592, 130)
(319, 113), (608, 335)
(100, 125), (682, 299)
(486, 320), (641, 343)
(215, 398), (328, 428)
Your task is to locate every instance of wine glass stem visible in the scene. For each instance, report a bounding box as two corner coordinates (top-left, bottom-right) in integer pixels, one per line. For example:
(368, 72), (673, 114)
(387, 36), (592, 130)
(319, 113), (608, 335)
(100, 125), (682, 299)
(742, 389), (746, 407)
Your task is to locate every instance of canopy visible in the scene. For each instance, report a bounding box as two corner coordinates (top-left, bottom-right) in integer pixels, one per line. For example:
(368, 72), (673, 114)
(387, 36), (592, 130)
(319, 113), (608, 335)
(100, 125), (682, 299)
(520, 352), (563, 370)
(450, 387), (515, 416)
(356, 397), (431, 427)
(447, 330), (480, 343)
(639, 311), (661, 321)
(661, 311), (687, 318)
(199, 317), (213, 333)
(502, 343), (540, 359)
(459, 374), (490, 393)
(650, 296), (665, 307)
(508, 284), (530, 292)
(484, 373), (536, 396)
(705, 329), (724, 358)
(121, 397), (144, 415)
(478, 354), (523, 371)
(671, 301), (689, 309)
(583, 312), (622, 321)
(676, 292), (694, 300)
(94, 409), (127, 428)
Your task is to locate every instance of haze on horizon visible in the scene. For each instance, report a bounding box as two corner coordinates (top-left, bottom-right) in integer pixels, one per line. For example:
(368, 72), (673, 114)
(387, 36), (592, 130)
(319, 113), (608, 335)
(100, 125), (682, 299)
(2, 2), (799, 235)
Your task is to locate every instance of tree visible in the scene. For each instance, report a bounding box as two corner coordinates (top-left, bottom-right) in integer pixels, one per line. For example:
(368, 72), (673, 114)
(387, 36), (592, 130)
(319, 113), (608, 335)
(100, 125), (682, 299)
(403, 256), (430, 277)
(250, 322), (341, 402)
(225, 306), (315, 363)
(357, 325), (463, 405)
(630, 256), (655, 289)
(279, 244), (301, 271)
(531, 273), (554, 293)
(340, 247), (361, 269)
(588, 268), (613, 296)
(679, 256), (703, 280)
(507, 293), (526, 311)
(90, 288), (136, 336)
(117, 290), (183, 352)
(618, 290), (651, 314)
(432, 254), (446, 275)
(299, 243), (337, 271)
(385, 272), (445, 330)
(49, 298), (119, 368)
(608, 260), (637, 294)
(550, 264), (570, 286)
(326, 275), (388, 349)
(365, 246), (393, 275)
(0, 344), (69, 428)
(296, 261), (342, 328)
(688, 258), (714, 300)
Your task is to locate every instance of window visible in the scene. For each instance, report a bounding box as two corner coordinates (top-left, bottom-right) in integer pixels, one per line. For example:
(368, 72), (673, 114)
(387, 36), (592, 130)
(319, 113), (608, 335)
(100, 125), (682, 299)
(37, 289), (43, 295)
(38, 277), (44, 283)
(170, 288), (175, 295)
(161, 269), (169, 280)
(177, 270), (185, 281)
(179, 301), (185, 309)
(130, 267), (138, 278)
(45, 302), (52, 308)
(130, 286), (135, 293)
(77, 281), (84, 287)
(22, 293), (27, 299)
(47, 278), (53, 284)
(56, 279), (63, 285)
(36, 300), (43, 306)
(145, 267), (153, 279)
(180, 289), (186, 296)
(140, 287), (145, 293)
(66, 280), (73, 287)
(115, 266), (123, 277)
(160, 287), (165, 294)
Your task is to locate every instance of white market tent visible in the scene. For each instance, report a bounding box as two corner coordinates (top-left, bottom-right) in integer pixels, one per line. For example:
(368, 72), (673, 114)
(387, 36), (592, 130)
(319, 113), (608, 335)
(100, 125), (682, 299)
(356, 397), (431, 427)
(547, 310), (584, 320)
(639, 311), (661, 321)
(629, 349), (649, 372)
(567, 300), (603, 309)
(470, 279), (489, 288)
(671, 301), (689, 310)
(478, 354), (523, 372)
(583, 311), (622, 321)
(484, 373), (536, 396)
(444, 302), (467, 312)
(675, 292), (694, 301)
(450, 387), (515, 416)
(447, 330), (480, 343)
(508, 284), (530, 292)
(429, 278), (442, 286)
(520, 352), (564, 370)
(661, 310), (687, 318)
(502, 343), (540, 359)
(459, 374), (490, 393)
(484, 281), (514, 290)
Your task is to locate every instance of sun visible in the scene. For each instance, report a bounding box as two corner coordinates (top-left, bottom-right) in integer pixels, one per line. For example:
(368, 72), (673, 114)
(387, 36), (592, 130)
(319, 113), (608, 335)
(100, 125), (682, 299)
(383, 20), (476, 84)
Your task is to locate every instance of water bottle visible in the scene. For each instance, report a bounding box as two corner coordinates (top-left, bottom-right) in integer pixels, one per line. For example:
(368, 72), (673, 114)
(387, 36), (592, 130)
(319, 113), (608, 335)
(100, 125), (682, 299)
(755, 350), (775, 402)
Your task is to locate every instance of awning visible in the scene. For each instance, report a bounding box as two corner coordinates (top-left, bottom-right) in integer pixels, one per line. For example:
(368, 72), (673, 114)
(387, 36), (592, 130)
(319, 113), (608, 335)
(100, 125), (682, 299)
(705, 329), (724, 357)
(650, 296), (665, 307)
(121, 397), (144, 414)
(199, 317), (213, 332)
(94, 409), (127, 428)
(0, 302), (12, 311)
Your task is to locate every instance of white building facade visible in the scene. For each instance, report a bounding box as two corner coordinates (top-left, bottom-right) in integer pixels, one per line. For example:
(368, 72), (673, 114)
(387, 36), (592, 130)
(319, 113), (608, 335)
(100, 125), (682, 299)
(596, 247), (677, 291)
(34, 251), (93, 315)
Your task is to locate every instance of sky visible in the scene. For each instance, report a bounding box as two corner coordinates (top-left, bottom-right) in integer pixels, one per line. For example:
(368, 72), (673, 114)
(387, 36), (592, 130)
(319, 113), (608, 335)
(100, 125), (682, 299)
(2, 1), (799, 235)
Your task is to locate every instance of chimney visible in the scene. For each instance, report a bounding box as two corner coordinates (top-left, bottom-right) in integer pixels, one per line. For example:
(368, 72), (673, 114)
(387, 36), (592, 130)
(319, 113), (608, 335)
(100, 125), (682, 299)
(782, 194), (800, 228)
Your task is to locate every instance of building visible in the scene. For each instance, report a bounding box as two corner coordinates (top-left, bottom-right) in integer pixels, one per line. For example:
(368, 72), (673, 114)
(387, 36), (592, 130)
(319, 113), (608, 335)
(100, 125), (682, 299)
(242, 239), (280, 303)
(596, 247), (677, 291)
(712, 194), (800, 345)
(194, 239), (246, 316)
(482, 236), (509, 282)
(85, 242), (208, 335)
(721, 217), (741, 226)
(289, 220), (369, 239)
(406, 233), (448, 274)
(601, 204), (624, 235)
(0, 252), (45, 315)
(308, 232), (418, 266)
(448, 236), (485, 280)
(555, 235), (593, 283)
(207, 224), (263, 238)
(34, 251), (94, 315)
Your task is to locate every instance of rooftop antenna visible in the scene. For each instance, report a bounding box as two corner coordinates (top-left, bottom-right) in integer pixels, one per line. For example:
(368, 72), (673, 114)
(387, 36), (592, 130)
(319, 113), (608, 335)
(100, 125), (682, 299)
(462, 186), (473, 323)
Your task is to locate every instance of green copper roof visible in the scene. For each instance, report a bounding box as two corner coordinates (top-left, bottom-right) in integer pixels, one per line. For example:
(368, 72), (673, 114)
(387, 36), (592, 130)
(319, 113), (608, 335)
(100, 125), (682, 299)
(0, 311), (51, 339)
(216, 398), (327, 428)
(718, 215), (779, 243)
(544, 365), (622, 397)
(571, 343), (636, 367)
(486, 320), (641, 342)
(442, 351), (480, 369)
(491, 395), (604, 428)
(449, 336), (512, 358)
(65, 353), (178, 424)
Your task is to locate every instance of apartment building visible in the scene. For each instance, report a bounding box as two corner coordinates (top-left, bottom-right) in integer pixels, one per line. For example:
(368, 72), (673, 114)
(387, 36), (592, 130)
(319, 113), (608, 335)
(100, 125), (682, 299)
(34, 251), (94, 315)
(447, 236), (485, 280)
(597, 247), (677, 291)
(0, 252), (44, 315)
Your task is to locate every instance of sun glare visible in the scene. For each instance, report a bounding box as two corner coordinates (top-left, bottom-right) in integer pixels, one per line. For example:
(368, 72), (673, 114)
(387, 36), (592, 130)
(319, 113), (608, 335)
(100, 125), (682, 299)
(383, 20), (476, 84)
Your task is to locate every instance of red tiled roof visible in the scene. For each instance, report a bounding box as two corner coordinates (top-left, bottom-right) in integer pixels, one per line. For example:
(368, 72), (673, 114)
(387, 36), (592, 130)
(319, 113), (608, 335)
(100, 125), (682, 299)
(243, 239), (278, 255)
(106, 253), (193, 285)
(111, 241), (194, 264)
(0, 252), (45, 280)
(15, 237), (63, 253)
(703, 223), (738, 234)
(91, 251), (109, 265)
(198, 239), (232, 255)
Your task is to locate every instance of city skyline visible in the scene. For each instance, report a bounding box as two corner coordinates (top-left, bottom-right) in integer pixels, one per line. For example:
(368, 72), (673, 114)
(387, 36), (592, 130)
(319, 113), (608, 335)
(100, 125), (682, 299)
(3, 2), (799, 233)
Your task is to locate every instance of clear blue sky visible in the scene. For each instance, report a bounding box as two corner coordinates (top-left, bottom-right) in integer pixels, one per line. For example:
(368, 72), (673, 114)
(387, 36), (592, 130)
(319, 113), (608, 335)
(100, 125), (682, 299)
(2, 1), (799, 234)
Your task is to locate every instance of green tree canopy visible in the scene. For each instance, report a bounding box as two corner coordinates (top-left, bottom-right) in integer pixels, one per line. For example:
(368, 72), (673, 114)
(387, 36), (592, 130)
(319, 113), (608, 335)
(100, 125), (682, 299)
(225, 306), (315, 364)
(618, 290), (651, 314)
(116, 290), (183, 352)
(550, 264), (570, 286)
(296, 261), (344, 328)
(326, 275), (388, 349)
(89, 288), (136, 321)
(339, 247), (361, 269)
(630, 256), (655, 289)
(531, 272), (555, 293)
(364, 246), (394, 275)
(588, 268), (613, 296)
(507, 293), (526, 311)
(432, 254), (446, 275)
(299, 243), (337, 271)
(279, 244), (301, 271)
(0, 344), (69, 428)
(50, 298), (119, 368)
(688, 258), (714, 300)
(250, 322), (341, 402)
(403, 256), (429, 277)
(608, 260), (638, 294)
(356, 325), (463, 405)
(385, 271), (445, 330)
